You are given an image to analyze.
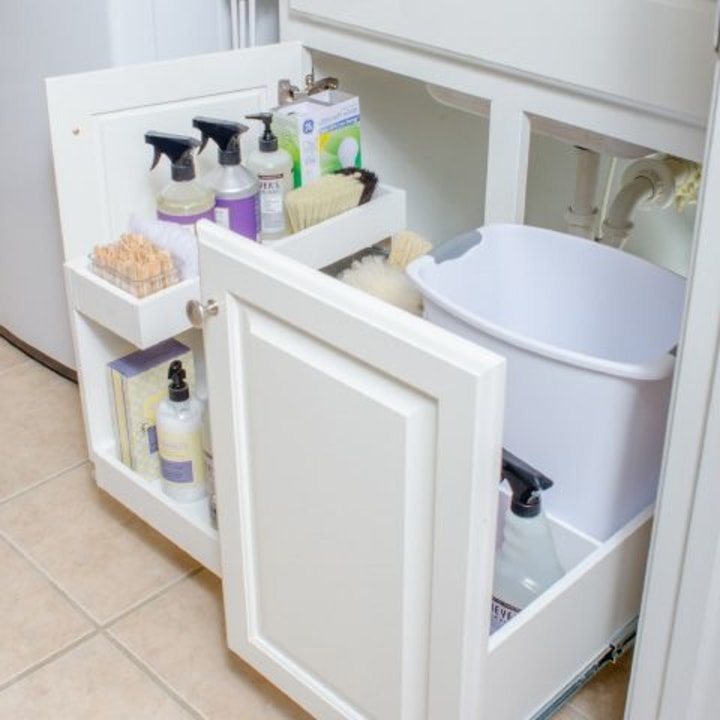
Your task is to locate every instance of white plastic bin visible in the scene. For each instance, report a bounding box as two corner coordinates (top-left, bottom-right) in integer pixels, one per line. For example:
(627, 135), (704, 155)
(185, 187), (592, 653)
(407, 224), (686, 540)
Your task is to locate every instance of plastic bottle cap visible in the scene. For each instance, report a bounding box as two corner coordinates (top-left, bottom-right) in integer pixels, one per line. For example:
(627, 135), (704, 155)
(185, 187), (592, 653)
(168, 360), (190, 402)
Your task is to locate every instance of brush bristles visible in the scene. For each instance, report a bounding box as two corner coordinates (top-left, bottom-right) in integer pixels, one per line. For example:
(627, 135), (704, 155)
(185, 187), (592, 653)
(285, 171), (375, 234)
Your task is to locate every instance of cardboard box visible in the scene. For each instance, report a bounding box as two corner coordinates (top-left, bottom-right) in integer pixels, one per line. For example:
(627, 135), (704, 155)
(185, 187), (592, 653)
(274, 90), (362, 188)
(108, 339), (195, 479)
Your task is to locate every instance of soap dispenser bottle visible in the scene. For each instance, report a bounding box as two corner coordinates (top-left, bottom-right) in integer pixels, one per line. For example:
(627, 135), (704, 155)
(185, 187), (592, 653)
(192, 116), (259, 240)
(245, 112), (293, 242)
(490, 449), (565, 633)
(144, 131), (215, 227)
(156, 360), (206, 503)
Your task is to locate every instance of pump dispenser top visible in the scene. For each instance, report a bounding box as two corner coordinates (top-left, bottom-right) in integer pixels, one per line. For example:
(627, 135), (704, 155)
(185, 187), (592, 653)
(192, 117), (259, 239)
(246, 112), (279, 151)
(167, 360), (189, 402)
(144, 131), (214, 225)
(490, 449), (565, 633)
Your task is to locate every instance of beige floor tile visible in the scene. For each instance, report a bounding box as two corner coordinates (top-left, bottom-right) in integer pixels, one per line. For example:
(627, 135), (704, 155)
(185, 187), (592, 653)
(110, 570), (312, 720)
(0, 463), (198, 624)
(549, 703), (590, 719)
(0, 537), (94, 686)
(0, 338), (30, 373)
(0, 360), (87, 500)
(567, 651), (632, 720)
(0, 634), (194, 719)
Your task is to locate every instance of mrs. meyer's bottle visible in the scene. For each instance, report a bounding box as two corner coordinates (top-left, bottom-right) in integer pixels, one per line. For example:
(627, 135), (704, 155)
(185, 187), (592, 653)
(245, 113), (293, 242)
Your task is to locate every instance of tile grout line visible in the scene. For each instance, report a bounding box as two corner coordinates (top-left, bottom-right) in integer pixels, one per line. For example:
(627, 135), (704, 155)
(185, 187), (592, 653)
(0, 527), (105, 631)
(0, 457), (91, 507)
(0, 629), (100, 694)
(103, 631), (208, 720)
(0, 525), (203, 632)
(101, 566), (206, 628)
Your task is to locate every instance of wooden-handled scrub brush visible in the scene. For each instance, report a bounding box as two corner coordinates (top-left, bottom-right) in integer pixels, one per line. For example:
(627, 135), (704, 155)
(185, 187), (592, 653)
(284, 168), (378, 234)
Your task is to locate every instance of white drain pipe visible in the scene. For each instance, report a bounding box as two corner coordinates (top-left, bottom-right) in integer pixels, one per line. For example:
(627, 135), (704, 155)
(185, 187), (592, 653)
(565, 146), (601, 239)
(601, 155), (696, 249)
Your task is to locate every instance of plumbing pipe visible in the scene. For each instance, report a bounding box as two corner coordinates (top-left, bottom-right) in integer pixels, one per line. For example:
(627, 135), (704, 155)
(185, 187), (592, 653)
(248, 0), (256, 47)
(239, 0), (248, 48)
(601, 176), (654, 248)
(230, 0), (239, 49)
(600, 155), (697, 248)
(565, 146), (601, 239)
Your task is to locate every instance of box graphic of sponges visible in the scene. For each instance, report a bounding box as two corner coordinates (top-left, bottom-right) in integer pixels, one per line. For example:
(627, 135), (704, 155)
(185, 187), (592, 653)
(274, 90), (361, 188)
(108, 338), (195, 479)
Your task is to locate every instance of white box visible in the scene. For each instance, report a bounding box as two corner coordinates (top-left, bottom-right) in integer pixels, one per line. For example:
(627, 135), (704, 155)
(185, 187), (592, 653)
(407, 224), (687, 540)
(274, 90), (361, 187)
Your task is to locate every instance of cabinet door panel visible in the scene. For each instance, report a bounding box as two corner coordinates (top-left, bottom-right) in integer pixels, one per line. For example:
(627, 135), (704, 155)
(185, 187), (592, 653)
(199, 221), (506, 720)
(287, 0), (714, 122)
(46, 42), (308, 260)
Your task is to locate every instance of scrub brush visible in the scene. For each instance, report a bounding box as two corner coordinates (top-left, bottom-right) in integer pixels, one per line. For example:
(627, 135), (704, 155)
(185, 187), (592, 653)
(338, 230), (432, 315)
(285, 168), (378, 234)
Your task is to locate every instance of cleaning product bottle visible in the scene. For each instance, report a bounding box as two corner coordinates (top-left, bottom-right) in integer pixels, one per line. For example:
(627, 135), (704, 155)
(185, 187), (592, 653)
(192, 116), (259, 240)
(490, 449), (565, 633)
(145, 131), (215, 227)
(156, 360), (206, 503)
(245, 112), (293, 242)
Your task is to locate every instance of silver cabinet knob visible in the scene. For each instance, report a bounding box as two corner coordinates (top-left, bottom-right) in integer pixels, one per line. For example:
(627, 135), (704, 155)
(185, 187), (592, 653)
(186, 299), (219, 328)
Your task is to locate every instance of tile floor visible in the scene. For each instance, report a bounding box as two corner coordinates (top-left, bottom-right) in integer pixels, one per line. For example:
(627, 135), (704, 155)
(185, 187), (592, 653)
(0, 336), (632, 719)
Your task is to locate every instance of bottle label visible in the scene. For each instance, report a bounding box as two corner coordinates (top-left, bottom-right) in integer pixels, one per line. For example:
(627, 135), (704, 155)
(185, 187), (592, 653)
(490, 596), (521, 634)
(157, 208), (214, 228)
(214, 195), (259, 240)
(158, 428), (205, 486)
(257, 172), (287, 234)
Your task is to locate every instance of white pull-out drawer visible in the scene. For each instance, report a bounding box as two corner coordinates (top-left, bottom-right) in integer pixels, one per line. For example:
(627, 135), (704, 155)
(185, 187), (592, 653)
(198, 218), (651, 720)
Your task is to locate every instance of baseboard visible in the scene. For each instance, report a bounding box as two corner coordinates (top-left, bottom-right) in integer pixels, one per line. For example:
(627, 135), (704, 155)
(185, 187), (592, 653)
(0, 326), (77, 383)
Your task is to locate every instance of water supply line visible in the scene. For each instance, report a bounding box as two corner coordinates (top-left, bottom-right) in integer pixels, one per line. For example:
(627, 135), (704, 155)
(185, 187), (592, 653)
(600, 155), (698, 249)
(229, 0), (256, 49)
(565, 146), (601, 239)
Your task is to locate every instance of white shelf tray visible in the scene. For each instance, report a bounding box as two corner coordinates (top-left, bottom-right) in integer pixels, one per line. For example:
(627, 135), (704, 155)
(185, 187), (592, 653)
(64, 260), (200, 349)
(92, 446), (220, 575)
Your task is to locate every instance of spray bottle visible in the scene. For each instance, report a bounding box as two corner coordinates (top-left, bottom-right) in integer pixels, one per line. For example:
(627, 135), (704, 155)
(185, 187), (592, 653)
(145, 131), (215, 227)
(156, 360), (206, 503)
(245, 112), (293, 242)
(192, 117), (259, 240)
(490, 449), (565, 633)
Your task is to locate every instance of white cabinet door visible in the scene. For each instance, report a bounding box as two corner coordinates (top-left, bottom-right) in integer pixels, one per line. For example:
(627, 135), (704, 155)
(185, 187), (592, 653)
(285, 0), (715, 123)
(198, 221), (506, 720)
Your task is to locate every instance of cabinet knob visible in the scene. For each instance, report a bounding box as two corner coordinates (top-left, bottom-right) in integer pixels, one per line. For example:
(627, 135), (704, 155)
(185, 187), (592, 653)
(186, 299), (219, 328)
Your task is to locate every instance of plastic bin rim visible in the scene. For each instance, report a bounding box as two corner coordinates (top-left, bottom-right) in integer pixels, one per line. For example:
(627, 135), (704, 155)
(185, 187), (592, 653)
(407, 254), (677, 382)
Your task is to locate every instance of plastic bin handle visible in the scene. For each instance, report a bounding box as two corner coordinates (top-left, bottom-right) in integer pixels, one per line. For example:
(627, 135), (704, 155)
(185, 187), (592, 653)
(429, 230), (483, 264)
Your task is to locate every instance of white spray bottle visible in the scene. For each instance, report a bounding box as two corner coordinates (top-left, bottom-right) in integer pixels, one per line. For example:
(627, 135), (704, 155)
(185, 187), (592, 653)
(490, 449), (565, 633)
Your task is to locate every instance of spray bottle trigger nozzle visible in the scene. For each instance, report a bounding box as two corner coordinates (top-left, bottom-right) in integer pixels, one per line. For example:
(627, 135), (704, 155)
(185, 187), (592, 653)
(501, 449), (553, 518)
